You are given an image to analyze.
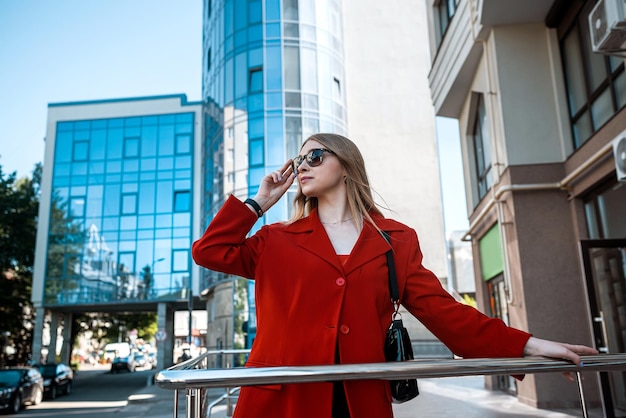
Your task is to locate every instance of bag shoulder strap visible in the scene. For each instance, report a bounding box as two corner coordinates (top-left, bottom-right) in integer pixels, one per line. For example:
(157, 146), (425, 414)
(381, 231), (399, 305)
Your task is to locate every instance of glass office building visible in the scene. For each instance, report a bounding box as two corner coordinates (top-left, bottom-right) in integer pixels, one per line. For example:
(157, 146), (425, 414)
(32, 95), (202, 366)
(200, 0), (349, 350)
(44, 112), (195, 305)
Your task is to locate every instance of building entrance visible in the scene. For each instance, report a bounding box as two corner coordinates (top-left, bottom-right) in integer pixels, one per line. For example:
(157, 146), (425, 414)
(581, 239), (626, 418)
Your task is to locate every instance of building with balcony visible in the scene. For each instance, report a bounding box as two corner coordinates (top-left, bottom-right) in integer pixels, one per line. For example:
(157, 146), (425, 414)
(425, 0), (626, 413)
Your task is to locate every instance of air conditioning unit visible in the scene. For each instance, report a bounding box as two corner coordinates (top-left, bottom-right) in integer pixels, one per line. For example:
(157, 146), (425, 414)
(589, 0), (626, 54)
(614, 135), (626, 182)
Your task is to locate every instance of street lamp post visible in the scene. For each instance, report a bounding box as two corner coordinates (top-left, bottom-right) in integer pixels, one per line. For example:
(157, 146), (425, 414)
(187, 275), (193, 346)
(148, 257), (166, 299)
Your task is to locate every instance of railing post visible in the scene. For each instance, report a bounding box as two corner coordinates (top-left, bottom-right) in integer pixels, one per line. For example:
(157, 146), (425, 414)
(226, 386), (234, 417)
(186, 388), (201, 418)
(576, 372), (589, 418)
(173, 389), (179, 418)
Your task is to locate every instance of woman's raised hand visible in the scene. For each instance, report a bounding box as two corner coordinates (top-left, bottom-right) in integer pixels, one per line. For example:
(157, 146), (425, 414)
(251, 159), (296, 213)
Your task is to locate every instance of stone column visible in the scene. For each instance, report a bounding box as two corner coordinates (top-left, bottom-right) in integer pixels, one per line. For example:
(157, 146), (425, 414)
(156, 303), (174, 369)
(31, 306), (47, 364)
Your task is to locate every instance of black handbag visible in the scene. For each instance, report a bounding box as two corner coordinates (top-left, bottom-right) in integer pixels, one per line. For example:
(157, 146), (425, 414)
(382, 232), (419, 403)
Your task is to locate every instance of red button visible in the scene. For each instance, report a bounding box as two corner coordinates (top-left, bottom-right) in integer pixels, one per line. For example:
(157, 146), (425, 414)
(336, 278), (345, 286)
(340, 325), (350, 334)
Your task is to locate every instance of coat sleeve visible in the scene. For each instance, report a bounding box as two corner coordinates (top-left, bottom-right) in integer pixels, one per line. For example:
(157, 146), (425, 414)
(400, 229), (531, 359)
(191, 195), (266, 279)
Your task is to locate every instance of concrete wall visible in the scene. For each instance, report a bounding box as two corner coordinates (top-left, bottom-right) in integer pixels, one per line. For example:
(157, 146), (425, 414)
(342, 0), (447, 279)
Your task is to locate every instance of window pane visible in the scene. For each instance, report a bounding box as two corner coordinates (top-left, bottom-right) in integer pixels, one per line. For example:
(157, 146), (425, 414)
(615, 70), (626, 109)
(266, 0), (280, 20)
(156, 181), (173, 213)
(572, 111), (592, 148)
(235, 52), (248, 99)
(141, 126), (158, 157)
(225, 58), (234, 104)
(91, 129), (106, 160)
(158, 125), (175, 156)
(266, 47), (282, 90)
(174, 190), (190, 212)
(283, 0), (298, 20)
(249, 118), (264, 138)
(249, 0), (262, 23)
(107, 128), (123, 159)
(124, 137), (140, 158)
(176, 134), (191, 154)
(301, 48), (318, 93)
(562, 29), (587, 117)
(591, 88), (613, 129)
(70, 197), (85, 217)
(73, 141), (89, 161)
(579, 15), (607, 92)
(173, 250), (189, 272)
(284, 46), (301, 90)
(250, 139), (264, 166)
(122, 193), (137, 214)
(250, 68), (263, 93)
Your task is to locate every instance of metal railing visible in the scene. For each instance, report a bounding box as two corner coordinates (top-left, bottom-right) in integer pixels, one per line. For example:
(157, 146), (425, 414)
(156, 353), (626, 418)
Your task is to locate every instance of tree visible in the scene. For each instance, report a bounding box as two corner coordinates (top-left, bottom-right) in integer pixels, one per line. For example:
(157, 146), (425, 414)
(0, 164), (41, 366)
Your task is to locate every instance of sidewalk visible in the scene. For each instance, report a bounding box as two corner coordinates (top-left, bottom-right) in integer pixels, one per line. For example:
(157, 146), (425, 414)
(125, 375), (594, 417)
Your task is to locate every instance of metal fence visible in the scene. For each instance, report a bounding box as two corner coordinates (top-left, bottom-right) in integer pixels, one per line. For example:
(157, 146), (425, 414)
(156, 351), (626, 418)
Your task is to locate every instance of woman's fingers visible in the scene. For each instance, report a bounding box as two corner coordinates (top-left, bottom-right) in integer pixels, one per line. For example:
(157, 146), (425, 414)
(269, 160), (295, 183)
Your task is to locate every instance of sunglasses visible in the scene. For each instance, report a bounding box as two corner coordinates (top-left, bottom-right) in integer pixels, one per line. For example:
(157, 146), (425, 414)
(292, 148), (336, 174)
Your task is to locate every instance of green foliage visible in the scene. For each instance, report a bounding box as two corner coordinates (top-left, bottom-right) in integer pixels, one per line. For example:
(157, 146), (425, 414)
(0, 164), (41, 366)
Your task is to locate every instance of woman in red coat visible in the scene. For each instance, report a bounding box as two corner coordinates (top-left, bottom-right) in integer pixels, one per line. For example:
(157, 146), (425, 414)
(192, 133), (597, 418)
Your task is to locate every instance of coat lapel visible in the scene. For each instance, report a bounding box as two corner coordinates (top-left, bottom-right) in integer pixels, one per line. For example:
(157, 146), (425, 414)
(284, 210), (403, 275)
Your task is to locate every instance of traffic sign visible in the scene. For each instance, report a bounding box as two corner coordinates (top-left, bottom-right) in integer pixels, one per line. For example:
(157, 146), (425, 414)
(155, 329), (167, 342)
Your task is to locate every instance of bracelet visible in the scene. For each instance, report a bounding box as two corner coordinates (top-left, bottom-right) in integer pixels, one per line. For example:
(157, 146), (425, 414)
(244, 198), (264, 217)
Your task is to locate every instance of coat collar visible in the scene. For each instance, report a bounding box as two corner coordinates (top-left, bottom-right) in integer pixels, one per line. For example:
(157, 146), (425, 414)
(283, 208), (403, 275)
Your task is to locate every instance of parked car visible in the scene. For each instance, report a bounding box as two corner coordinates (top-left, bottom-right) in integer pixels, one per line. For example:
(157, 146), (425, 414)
(146, 352), (157, 369)
(132, 352), (148, 369)
(110, 355), (135, 373)
(0, 367), (44, 414)
(36, 363), (73, 399)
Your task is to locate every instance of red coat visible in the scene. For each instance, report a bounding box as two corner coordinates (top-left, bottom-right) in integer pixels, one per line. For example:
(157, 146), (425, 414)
(192, 196), (531, 418)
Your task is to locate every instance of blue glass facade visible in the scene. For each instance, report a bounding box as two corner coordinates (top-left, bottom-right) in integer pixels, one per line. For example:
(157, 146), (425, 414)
(44, 113), (195, 305)
(202, 0), (348, 289)
(201, 0), (348, 350)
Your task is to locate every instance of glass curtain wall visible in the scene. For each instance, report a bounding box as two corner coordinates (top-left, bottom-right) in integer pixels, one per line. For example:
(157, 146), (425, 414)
(201, 0), (348, 289)
(44, 114), (195, 305)
(201, 0), (348, 350)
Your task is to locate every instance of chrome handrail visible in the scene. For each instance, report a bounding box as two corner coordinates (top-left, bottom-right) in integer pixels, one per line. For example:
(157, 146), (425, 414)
(157, 354), (626, 418)
(167, 349), (251, 418)
(156, 353), (626, 389)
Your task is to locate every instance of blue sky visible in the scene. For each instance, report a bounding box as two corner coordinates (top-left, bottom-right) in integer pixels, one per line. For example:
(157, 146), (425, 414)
(0, 0), (468, 234)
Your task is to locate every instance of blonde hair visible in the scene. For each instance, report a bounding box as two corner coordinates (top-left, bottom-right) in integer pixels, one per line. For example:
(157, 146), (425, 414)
(288, 133), (383, 230)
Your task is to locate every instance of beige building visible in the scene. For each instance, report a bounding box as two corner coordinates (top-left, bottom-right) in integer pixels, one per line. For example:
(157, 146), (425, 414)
(341, 0), (448, 351)
(425, 0), (626, 414)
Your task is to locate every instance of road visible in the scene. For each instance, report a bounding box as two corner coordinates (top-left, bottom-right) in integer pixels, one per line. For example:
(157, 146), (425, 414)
(9, 364), (155, 418)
